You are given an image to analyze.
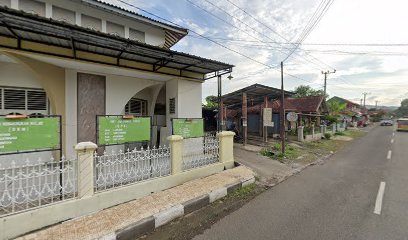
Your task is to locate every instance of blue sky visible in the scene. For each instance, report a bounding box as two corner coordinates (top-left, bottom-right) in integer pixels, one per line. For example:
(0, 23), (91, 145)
(107, 0), (408, 106)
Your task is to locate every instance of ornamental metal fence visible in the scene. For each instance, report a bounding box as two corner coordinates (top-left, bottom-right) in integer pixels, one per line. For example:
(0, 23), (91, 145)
(182, 133), (219, 171)
(0, 157), (77, 216)
(94, 145), (171, 192)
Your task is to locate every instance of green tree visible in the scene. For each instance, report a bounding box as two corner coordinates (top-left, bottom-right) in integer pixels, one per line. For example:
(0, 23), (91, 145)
(327, 101), (347, 116)
(293, 85), (326, 98)
(203, 95), (218, 110)
(394, 98), (408, 117)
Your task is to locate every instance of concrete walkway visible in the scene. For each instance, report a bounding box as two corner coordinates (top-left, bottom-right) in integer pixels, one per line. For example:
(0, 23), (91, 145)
(234, 144), (294, 186)
(17, 166), (255, 240)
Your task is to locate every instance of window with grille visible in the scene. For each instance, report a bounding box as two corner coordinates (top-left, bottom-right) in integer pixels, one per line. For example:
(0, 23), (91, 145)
(0, 88), (48, 112)
(125, 98), (147, 116)
(169, 98), (175, 114)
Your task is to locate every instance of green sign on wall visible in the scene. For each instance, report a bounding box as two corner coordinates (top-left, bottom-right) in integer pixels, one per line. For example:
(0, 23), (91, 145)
(0, 117), (60, 154)
(172, 118), (204, 138)
(97, 116), (151, 145)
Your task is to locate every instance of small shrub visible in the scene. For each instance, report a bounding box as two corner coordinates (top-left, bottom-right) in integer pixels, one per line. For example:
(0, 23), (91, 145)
(335, 132), (345, 136)
(324, 133), (332, 139)
(260, 148), (274, 157)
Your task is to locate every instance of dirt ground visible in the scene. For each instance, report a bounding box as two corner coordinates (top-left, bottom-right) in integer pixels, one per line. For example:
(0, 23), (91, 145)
(139, 183), (265, 240)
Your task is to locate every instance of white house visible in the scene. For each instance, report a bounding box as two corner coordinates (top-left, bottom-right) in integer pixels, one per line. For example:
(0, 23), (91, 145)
(0, 0), (233, 160)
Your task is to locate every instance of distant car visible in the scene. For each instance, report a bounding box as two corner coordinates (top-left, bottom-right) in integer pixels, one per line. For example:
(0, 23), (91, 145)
(380, 120), (393, 126)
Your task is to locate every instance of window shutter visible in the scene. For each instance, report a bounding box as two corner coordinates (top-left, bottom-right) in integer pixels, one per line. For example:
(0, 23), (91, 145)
(4, 89), (25, 110)
(27, 90), (47, 110)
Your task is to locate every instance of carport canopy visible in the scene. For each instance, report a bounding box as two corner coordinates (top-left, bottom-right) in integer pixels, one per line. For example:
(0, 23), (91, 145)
(222, 84), (293, 109)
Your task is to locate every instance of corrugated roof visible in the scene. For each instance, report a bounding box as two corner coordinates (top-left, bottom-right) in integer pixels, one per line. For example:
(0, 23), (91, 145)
(222, 84), (293, 109)
(271, 96), (327, 113)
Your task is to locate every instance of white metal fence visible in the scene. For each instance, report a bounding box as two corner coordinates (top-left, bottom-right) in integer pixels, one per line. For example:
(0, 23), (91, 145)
(182, 133), (219, 171)
(94, 146), (171, 192)
(0, 157), (77, 216)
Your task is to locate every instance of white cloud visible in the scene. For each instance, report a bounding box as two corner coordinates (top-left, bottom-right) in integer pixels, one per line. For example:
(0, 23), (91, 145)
(114, 0), (408, 106)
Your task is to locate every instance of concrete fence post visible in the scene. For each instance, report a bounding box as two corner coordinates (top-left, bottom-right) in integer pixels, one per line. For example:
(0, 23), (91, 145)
(75, 142), (98, 198)
(332, 124), (336, 133)
(312, 126), (315, 138)
(167, 135), (183, 175)
(298, 126), (304, 142)
(320, 125), (325, 135)
(217, 131), (235, 169)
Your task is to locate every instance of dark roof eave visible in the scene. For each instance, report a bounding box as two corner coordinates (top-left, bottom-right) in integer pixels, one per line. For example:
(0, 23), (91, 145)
(0, 6), (233, 76)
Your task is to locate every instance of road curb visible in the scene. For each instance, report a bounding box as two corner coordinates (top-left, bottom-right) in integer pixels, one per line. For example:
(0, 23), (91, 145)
(115, 216), (155, 240)
(226, 182), (242, 194)
(154, 204), (184, 228)
(104, 178), (250, 240)
(183, 195), (210, 215)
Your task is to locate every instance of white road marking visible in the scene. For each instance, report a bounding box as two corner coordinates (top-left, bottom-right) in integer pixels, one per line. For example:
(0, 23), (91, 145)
(387, 150), (392, 160)
(374, 182), (386, 215)
(392, 132), (395, 136)
(391, 139), (394, 144)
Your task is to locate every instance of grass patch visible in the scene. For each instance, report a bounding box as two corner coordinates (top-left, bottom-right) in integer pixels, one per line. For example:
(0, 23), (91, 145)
(342, 129), (367, 138)
(229, 183), (257, 198)
(260, 143), (301, 162)
(260, 129), (366, 165)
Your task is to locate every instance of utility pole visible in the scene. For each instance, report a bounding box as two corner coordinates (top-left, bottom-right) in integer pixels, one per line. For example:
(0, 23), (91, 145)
(360, 99), (363, 106)
(322, 69), (336, 97)
(375, 100), (379, 109)
(280, 62), (285, 155)
(362, 92), (370, 108)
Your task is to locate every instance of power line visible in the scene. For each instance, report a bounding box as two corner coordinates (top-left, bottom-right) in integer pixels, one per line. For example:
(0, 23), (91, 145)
(190, 0), (336, 79)
(223, 0), (338, 71)
(116, 0), (315, 84)
(283, 0), (334, 62)
(187, 35), (408, 47)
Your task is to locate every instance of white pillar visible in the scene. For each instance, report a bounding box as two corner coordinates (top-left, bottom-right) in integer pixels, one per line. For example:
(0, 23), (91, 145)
(45, 3), (52, 18)
(167, 135), (183, 175)
(298, 126), (304, 142)
(217, 131), (235, 169)
(75, 12), (81, 26)
(102, 19), (107, 33)
(75, 142), (97, 198)
(125, 26), (130, 39)
(11, 0), (18, 9)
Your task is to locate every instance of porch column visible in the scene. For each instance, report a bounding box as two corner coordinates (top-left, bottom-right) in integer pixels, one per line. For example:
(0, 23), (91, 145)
(263, 96), (268, 142)
(224, 105), (227, 131)
(260, 103), (264, 137)
(242, 93), (248, 146)
(220, 100), (225, 131)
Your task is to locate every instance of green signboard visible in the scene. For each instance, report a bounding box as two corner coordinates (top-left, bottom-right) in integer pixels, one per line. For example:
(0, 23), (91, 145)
(97, 116), (151, 145)
(172, 118), (204, 138)
(0, 117), (60, 154)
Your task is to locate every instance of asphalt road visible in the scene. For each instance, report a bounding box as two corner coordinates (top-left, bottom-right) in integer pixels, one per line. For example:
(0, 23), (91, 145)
(194, 125), (408, 240)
